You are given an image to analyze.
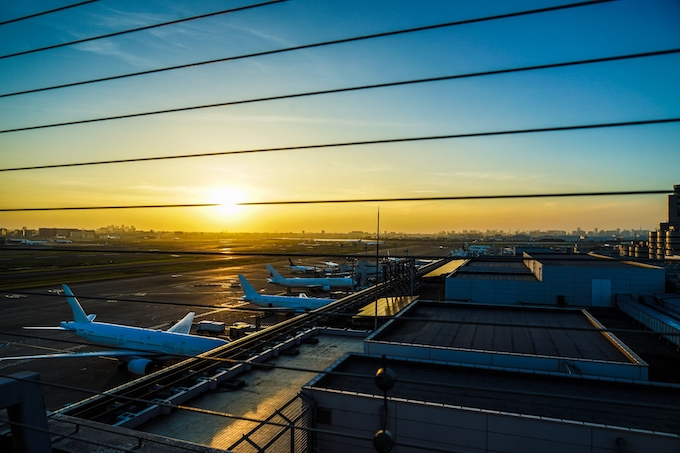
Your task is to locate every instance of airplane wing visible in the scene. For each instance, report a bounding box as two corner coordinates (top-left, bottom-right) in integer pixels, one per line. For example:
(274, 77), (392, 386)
(0, 349), (157, 361)
(166, 312), (195, 334)
(233, 305), (303, 314)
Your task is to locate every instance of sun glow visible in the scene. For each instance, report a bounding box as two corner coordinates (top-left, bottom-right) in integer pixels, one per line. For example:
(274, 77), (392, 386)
(207, 187), (247, 218)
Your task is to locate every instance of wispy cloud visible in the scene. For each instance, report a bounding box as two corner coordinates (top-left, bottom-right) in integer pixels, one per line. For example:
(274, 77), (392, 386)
(75, 40), (156, 67)
(446, 171), (542, 182)
(223, 22), (293, 48)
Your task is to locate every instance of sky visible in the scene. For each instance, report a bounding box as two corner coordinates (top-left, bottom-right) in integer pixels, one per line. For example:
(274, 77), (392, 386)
(0, 0), (678, 234)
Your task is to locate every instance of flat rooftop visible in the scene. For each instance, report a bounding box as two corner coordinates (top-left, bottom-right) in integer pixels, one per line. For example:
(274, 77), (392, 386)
(307, 353), (680, 435)
(365, 302), (647, 379)
(372, 302), (631, 362)
(449, 259), (537, 281)
(353, 296), (418, 319)
(422, 259), (466, 278)
(137, 332), (364, 450)
(527, 253), (664, 269)
(447, 255), (665, 281)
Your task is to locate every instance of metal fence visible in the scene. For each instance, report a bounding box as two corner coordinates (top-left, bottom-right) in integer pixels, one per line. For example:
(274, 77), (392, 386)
(227, 392), (313, 453)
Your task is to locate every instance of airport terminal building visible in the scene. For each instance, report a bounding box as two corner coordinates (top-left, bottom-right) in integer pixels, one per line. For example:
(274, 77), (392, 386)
(303, 301), (680, 453)
(444, 253), (665, 307)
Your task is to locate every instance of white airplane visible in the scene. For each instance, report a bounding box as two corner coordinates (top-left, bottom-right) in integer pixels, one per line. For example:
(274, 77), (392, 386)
(362, 240), (387, 246)
(7, 238), (48, 245)
(266, 264), (355, 291)
(288, 258), (321, 274)
(238, 274), (333, 312)
(0, 284), (228, 375)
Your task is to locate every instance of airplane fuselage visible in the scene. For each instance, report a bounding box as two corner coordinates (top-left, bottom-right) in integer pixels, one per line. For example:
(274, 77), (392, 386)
(266, 264), (354, 291)
(290, 265), (319, 274)
(61, 321), (228, 357)
(268, 276), (354, 290)
(243, 293), (332, 312)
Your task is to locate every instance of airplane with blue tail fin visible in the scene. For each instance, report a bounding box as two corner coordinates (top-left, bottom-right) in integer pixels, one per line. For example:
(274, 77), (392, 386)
(0, 284), (228, 375)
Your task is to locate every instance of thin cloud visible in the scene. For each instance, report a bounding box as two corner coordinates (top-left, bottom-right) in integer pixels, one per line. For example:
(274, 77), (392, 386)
(75, 40), (156, 67)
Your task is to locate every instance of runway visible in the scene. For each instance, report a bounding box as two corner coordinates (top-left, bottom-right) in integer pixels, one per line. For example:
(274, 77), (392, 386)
(0, 258), (300, 410)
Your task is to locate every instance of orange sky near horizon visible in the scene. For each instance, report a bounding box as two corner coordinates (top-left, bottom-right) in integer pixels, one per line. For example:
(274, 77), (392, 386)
(1, 1), (678, 234)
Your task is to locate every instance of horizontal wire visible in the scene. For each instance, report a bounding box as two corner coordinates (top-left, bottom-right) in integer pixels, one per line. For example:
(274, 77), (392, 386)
(0, 418), (139, 453)
(0, 0), (616, 99)
(0, 189), (671, 211)
(2, 115), (680, 171)
(0, 308), (675, 348)
(0, 203), (218, 212)
(0, 0), (287, 60)
(236, 189), (672, 205)
(3, 48), (678, 135)
(5, 321), (680, 405)
(5, 330), (678, 432)
(0, 1), (99, 27)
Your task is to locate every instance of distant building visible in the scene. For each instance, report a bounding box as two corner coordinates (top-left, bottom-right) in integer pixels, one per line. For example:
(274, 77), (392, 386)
(303, 301), (680, 452)
(445, 253), (664, 306)
(625, 184), (680, 260)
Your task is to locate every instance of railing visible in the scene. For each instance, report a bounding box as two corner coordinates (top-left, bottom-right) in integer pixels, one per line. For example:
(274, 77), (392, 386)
(228, 393), (314, 453)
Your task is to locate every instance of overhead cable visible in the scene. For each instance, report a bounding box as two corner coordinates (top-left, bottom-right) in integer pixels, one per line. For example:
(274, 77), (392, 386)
(0, 189), (671, 211)
(3, 49), (679, 135)
(0, 0), (287, 60)
(1, 315), (674, 342)
(0, 1), (99, 27)
(0, 203), (218, 211)
(1, 116), (679, 170)
(0, 0), (617, 98)
(0, 418), (140, 453)
(235, 188), (673, 206)
(4, 336), (678, 407)
(3, 339), (678, 412)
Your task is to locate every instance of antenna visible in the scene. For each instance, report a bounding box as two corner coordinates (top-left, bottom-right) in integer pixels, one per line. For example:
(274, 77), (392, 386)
(375, 207), (380, 331)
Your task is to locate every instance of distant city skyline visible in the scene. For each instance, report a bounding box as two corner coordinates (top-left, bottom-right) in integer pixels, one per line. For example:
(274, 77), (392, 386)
(2, 223), (655, 240)
(1, 1), (678, 233)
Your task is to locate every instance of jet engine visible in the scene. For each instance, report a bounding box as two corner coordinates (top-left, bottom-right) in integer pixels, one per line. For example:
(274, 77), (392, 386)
(322, 285), (330, 291)
(127, 358), (155, 375)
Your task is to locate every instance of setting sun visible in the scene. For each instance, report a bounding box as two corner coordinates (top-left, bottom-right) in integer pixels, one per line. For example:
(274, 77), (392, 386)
(207, 187), (247, 218)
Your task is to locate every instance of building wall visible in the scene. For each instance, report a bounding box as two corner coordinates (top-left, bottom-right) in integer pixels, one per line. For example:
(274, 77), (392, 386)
(363, 341), (648, 380)
(445, 261), (664, 307)
(304, 389), (680, 453)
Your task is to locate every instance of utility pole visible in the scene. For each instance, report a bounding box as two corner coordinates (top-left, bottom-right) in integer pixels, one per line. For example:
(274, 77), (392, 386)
(375, 207), (380, 332)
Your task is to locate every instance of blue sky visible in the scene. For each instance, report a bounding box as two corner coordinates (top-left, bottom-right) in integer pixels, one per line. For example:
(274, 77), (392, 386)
(0, 0), (678, 233)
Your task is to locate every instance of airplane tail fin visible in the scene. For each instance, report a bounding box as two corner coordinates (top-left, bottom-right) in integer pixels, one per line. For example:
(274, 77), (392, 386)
(265, 264), (283, 282)
(167, 312), (195, 334)
(288, 258), (295, 266)
(238, 274), (260, 301)
(62, 284), (91, 324)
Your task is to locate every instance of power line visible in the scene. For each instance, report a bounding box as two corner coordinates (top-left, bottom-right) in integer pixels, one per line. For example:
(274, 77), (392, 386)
(3, 329), (678, 400)
(0, 313), (673, 341)
(1, 116), (679, 170)
(0, 1), (99, 27)
(0, 203), (218, 212)
(0, 0), (618, 99)
(1, 268), (677, 340)
(3, 48), (679, 135)
(236, 189), (673, 206)
(0, 247), (651, 265)
(0, 418), (140, 453)
(0, 0), (286, 61)
(3, 331), (679, 411)
(0, 189), (671, 211)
